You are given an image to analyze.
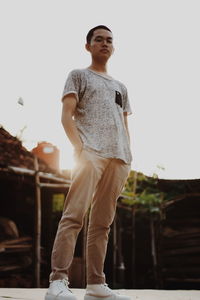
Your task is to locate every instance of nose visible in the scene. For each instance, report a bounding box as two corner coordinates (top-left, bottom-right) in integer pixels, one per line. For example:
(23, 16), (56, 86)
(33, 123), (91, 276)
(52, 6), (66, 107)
(102, 39), (108, 46)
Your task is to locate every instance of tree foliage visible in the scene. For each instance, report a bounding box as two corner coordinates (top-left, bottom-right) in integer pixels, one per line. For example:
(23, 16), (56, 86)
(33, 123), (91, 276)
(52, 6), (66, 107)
(121, 170), (166, 214)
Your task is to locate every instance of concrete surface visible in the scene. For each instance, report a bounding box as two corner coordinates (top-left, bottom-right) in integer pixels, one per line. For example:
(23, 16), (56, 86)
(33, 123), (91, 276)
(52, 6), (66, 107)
(0, 288), (200, 300)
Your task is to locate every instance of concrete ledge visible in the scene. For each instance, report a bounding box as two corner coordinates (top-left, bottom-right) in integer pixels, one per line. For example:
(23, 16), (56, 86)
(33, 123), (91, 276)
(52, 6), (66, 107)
(0, 288), (200, 300)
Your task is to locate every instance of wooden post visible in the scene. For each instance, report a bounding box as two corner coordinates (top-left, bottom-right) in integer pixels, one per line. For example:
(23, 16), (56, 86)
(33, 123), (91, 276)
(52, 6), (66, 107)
(82, 211), (89, 287)
(34, 156), (41, 287)
(150, 215), (159, 288)
(112, 216), (117, 287)
(131, 170), (137, 288)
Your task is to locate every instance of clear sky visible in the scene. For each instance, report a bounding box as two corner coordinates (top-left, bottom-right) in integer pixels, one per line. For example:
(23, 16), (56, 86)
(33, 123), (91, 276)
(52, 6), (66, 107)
(0, 0), (199, 179)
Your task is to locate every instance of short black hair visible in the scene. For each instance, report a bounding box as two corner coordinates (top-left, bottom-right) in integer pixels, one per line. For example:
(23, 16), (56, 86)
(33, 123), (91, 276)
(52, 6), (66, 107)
(86, 25), (112, 44)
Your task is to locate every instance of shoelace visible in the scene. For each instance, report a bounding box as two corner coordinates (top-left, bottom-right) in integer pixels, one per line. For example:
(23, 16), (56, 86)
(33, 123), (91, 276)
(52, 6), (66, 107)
(102, 283), (119, 295)
(102, 283), (114, 295)
(59, 279), (72, 293)
(62, 279), (70, 286)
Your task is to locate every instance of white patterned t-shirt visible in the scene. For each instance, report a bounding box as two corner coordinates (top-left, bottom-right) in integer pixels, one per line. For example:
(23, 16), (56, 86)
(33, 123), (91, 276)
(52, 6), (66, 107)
(61, 68), (132, 164)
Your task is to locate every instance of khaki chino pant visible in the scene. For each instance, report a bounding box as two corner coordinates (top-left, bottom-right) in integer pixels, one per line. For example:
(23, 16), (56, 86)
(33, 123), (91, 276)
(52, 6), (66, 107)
(50, 148), (130, 284)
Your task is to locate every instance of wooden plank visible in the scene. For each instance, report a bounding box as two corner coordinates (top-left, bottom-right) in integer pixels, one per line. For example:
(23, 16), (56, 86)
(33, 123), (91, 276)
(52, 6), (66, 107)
(163, 246), (200, 256)
(0, 264), (25, 272)
(161, 229), (200, 239)
(162, 267), (200, 274)
(0, 244), (31, 249)
(163, 255), (200, 265)
(165, 277), (200, 283)
(161, 239), (200, 249)
(0, 237), (32, 246)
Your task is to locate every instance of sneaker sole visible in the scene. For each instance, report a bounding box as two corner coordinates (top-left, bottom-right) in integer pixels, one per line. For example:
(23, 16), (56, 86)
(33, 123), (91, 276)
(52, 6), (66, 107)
(84, 295), (116, 300)
(45, 295), (55, 300)
(84, 295), (132, 300)
(45, 293), (77, 300)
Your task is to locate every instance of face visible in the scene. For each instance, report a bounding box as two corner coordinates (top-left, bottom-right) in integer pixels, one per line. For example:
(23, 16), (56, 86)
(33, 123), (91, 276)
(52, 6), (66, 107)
(86, 29), (114, 60)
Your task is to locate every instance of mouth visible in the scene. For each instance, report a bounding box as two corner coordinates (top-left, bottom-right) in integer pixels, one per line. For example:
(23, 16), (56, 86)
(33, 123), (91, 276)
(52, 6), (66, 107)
(100, 49), (109, 53)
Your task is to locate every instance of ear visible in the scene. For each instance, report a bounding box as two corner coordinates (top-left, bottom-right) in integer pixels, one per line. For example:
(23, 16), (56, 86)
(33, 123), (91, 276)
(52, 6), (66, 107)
(85, 43), (91, 52)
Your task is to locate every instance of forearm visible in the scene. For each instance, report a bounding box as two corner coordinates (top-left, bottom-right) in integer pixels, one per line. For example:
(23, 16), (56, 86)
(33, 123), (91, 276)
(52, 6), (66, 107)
(123, 114), (130, 144)
(62, 115), (83, 151)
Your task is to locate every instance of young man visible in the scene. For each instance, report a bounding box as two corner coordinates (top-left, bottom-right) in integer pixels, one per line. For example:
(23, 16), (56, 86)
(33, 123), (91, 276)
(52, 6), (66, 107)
(45, 25), (133, 300)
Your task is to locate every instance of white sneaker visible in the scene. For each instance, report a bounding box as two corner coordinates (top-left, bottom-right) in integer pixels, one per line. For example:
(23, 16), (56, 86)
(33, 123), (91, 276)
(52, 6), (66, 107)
(45, 279), (77, 300)
(84, 283), (132, 300)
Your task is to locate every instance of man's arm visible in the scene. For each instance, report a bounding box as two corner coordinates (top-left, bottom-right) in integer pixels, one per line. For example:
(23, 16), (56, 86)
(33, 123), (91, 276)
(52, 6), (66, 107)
(123, 112), (130, 144)
(61, 94), (83, 154)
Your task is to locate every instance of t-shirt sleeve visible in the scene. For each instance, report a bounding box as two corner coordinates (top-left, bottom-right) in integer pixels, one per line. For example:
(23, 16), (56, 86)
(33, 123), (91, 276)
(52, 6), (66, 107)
(122, 86), (132, 115)
(61, 70), (81, 102)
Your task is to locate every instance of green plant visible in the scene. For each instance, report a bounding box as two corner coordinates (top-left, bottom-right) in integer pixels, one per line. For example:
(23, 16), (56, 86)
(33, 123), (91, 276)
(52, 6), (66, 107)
(121, 171), (165, 214)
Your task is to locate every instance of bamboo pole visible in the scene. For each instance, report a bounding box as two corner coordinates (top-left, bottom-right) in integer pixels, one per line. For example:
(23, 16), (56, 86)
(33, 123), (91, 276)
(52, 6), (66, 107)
(34, 156), (41, 287)
(39, 183), (69, 188)
(6, 165), (71, 185)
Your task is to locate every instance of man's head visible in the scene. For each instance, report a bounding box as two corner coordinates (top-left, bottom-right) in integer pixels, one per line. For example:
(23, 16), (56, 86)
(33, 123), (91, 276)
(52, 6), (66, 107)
(85, 25), (114, 61)
(86, 25), (112, 44)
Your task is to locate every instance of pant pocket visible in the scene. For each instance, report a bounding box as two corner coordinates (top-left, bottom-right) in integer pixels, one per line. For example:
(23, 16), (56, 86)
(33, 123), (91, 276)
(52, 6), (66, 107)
(73, 147), (84, 161)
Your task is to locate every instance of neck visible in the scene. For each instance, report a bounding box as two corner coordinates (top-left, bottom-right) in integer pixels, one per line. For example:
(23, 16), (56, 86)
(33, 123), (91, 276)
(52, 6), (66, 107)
(89, 59), (108, 74)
